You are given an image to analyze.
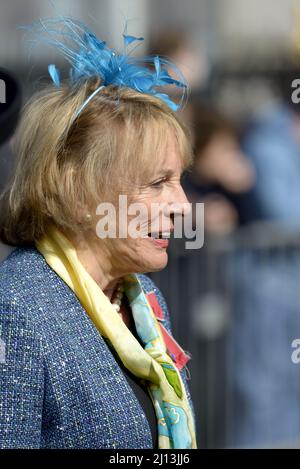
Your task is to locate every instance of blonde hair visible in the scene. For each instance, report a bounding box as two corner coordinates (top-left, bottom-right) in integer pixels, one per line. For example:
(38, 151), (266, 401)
(0, 77), (193, 246)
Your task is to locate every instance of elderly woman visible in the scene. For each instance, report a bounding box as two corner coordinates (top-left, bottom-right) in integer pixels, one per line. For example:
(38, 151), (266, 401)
(0, 18), (197, 449)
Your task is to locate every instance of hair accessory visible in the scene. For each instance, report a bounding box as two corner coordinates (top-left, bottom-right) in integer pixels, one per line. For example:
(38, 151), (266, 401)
(19, 16), (188, 117)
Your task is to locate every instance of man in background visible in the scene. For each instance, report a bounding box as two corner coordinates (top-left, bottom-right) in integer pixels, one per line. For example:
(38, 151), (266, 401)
(0, 68), (21, 261)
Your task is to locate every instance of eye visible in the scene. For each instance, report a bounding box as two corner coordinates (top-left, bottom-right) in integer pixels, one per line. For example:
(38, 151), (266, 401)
(151, 177), (167, 188)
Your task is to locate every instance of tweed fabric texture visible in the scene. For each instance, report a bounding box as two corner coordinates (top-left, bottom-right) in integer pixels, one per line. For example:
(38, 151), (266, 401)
(0, 247), (194, 449)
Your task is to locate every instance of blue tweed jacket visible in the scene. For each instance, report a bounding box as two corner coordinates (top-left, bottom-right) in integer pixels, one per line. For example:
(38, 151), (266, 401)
(0, 246), (194, 449)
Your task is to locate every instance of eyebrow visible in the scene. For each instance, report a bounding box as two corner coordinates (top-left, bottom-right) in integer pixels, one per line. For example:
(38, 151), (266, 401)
(157, 168), (185, 178)
(158, 169), (174, 178)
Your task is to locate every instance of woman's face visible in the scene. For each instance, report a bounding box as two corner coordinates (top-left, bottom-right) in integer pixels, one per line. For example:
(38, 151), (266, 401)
(97, 134), (191, 276)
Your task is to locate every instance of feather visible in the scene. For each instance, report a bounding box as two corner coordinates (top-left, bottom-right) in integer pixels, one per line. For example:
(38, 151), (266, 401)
(19, 16), (188, 114)
(48, 63), (61, 87)
(122, 34), (144, 47)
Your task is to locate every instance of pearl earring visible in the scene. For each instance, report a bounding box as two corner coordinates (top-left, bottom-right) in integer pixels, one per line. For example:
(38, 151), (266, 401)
(85, 213), (92, 222)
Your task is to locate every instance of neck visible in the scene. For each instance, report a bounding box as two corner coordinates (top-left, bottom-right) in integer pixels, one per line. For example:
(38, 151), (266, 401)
(64, 229), (122, 301)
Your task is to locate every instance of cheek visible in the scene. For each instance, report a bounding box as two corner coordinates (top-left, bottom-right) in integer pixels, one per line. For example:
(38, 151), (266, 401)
(109, 234), (168, 273)
(133, 238), (169, 266)
(130, 193), (168, 214)
(127, 237), (168, 261)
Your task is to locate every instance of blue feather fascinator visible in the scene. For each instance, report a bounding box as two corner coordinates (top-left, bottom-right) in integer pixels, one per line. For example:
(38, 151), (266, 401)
(20, 16), (188, 116)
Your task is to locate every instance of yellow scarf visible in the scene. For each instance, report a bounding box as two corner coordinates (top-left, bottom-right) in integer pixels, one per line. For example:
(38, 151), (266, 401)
(36, 225), (197, 449)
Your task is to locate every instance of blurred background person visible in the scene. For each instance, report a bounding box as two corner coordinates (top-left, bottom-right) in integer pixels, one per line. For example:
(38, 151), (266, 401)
(228, 68), (300, 448)
(0, 67), (21, 262)
(182, 102), (256, 236)
(147, 28), (209, 91)
(242, 88), (300, 225)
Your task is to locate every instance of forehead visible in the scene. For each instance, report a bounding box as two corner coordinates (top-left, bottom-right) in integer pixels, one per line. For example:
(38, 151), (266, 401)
(137, 114), (191, 180)
(156, 131), (184, 172)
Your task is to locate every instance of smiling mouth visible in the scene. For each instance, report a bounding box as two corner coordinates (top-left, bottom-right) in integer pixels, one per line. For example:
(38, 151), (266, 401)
(146, 231), (172, 239)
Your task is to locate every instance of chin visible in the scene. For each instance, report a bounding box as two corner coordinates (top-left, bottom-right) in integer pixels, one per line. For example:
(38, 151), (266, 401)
(141, 252), (169, 273)
(130, 238), (170, 273)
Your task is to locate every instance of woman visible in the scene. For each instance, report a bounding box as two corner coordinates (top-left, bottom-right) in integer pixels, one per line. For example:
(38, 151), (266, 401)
(0, 18), (197, 449)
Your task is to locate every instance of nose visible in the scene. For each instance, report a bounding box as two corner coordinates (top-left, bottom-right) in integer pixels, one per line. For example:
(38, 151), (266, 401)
(167, 185), (191, 218)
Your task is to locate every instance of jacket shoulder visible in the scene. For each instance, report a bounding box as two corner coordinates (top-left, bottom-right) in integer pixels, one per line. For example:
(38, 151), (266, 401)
(0, 246), (64, 304)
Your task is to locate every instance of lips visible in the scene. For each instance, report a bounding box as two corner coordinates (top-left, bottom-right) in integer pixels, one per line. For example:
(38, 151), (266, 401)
(150, 237), (169, 248)
(146, 232), (172, 239)
(145, 224), (174, 239)
(144, 230), (173, 249)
